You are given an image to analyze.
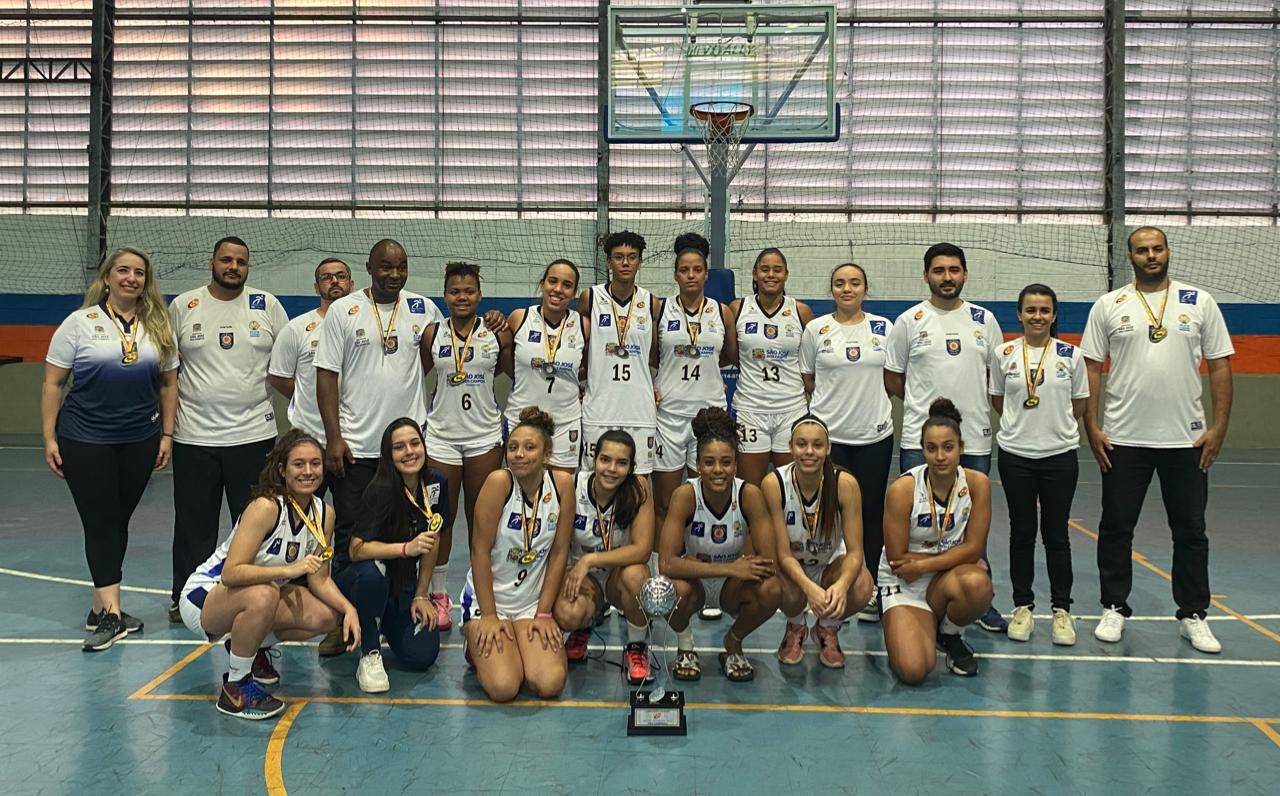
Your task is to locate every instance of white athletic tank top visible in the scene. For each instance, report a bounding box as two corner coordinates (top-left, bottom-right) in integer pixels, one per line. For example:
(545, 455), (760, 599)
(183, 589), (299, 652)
(426, 316), (501, 442)
(464, 470), (561, 618)
(183, 495), (328, 595)
(569, 471), (633, 561)
(655, 294), (727, 418)
(901, 463), (972, 555)
(682, 477), (748, 564)
(775, 462), (847, 572)
(734, 294), (806, 413)
(582, 283), (656, 427)
(505, 305), (585, 426)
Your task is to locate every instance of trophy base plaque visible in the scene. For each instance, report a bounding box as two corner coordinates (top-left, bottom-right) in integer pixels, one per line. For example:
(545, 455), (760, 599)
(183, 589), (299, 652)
(627, 689), (687, 736)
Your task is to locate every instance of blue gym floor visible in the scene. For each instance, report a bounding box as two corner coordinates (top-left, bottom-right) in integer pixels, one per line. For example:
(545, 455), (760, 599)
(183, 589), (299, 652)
(2, 446), (1278, 794)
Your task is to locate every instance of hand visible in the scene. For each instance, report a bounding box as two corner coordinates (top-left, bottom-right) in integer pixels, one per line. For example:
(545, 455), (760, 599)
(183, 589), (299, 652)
(342, 609), (361, 652)
(482, 310), (510, 334)
(153, 436), (172, 471)
(822, 582), (849, 621)
(290, 554), (325, 579)
(654, 388), (662, 407)
(405, 531), (438, 557)
(730, 555), (775, 583)
(474, 615), (514, 658)
(411, 596), (438, 633)
(889, 558), (926, 584)
(528, 616), (563, 651)
(804, 583), (832, 616)
(1193, 425), (1225, 472)
(43, 439), (63, 478)
(1087, 426), (1113, 472)
(563, 559), (591, 602)
(325, 436), (354, 477)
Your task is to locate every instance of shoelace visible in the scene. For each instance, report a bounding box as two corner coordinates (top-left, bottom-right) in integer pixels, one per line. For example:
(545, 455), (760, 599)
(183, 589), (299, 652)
(240, 678), (270, 705)
(261, 647), (282, 664)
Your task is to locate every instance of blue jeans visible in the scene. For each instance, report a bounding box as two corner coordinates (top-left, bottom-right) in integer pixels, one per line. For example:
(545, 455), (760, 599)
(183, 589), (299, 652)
(898, 448), (992, 475)
(334, 560), (440, 669)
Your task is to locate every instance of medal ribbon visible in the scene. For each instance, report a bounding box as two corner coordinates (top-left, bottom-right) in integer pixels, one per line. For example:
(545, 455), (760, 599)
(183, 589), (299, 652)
(403, 484), (441, 532)
(682, 297), (705, 350)
(520, 479), (544, 554)
(591, 476), (616, 553)
(104, 303), (138, 361)
(449, 317), (477, 380)
(1133, 282), (1169, 333)
(542, 310), (567, 369)
(790, 466), (823, 542)
(607, 287), (635, 353)
(1022, 339), (1049, 403)
(925, 473), (958, 547)
(366, 290), (400, 351)
(287, 496), (331, 559)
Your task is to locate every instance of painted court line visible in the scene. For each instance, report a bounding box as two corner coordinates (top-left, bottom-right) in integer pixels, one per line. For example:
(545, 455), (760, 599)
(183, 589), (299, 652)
(265, 700), (308, 796)
(0, 566), (170, 595)
(128, 643), (213, 700)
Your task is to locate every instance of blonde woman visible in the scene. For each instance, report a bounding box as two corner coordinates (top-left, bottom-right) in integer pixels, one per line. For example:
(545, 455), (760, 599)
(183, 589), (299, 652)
(42, 247), (179, 652)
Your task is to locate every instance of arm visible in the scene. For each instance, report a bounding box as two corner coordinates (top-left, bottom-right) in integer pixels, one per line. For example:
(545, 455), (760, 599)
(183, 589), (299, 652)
(883, 370), (905, 401)
(526, 470), (576, 649)
(796, 300), (815, 329)
(1083, 357), (1112, 471)
(657, 485), (737, 580)
(882, 316), (908, 400)
(306, 506), (363, 651)
(881, 475), (913, 565)
(419, 322), (438, 373)
(155, 369), (178, 470)
(316, 367), (351, 476)
(798, 326), (817, 399)
(497, 308), (525, 380)
(467, 470), (516, 657)
(40, 363), (71, 477)
(580, 485), (655, 571)
(727, 299), (743, 367)
(266, 374), (295, 400)
(719, 303), (738, 367)
(1195, 357), (1233, 471)
(221, 499), (321, 586)
(991, 395), (1004, 415)
(832, 472), (866, 591)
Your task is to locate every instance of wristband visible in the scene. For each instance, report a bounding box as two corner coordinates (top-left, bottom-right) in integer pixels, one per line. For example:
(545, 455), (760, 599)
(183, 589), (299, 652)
(161, 432), (173, 438)
(401, 542), (409, 558)
(412, 596), (432, 603)
(535, 612), (553, 620)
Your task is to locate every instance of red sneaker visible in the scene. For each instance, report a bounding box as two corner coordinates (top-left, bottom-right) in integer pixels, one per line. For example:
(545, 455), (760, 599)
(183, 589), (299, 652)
(814, 624), (846, 669)
(777, 621), (807, 665)
(565, 628), (591, 662)
(623, 641), (653, 685)
(224, 640), (280, 685)
(432, 593), (453, 631)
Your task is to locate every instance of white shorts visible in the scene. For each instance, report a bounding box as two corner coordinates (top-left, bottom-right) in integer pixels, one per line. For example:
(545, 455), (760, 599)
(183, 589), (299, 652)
(504, 415), (580, 470)
(655, 410), (698, 473)
(734, 405), (807, 454)
(876, 558), (936, 614)
(423, 428), (502, 466)
(581, 423), (657, 475)
(459, 582), (539, 623)
(179, 585), (220, 642)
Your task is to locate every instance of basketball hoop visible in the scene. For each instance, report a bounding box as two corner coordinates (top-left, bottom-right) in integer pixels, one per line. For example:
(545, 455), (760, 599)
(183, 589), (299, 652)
(690, 100), (754, 172)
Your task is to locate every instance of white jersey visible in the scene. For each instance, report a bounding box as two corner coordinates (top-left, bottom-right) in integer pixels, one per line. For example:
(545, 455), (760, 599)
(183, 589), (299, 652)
(168, 286), (290, 446)
(885, 300), (1003, 454)
(505, 306), (585, 427)
(182, 495), (328, 595)
(268, 308), (327, 444)
(734, 295), (806, 414)
(682, 477), (749, 565)
(313, 289), (442, 459)
(775, 462), (846, 574)
(464, 470), (561, 618)
(1079, 280), (1234, 448)
(897, 464), (973, 556)
(426, 317), (501, 443)
(655, 295), (727, 418)
(799, 312), (895, 446)
(582, 283), (657, 427)
(990, 336), (1089, 459)
(569, 471), (632, 562)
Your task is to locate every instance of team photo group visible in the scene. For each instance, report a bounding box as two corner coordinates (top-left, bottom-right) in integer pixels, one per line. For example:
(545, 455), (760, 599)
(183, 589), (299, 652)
(41, 224), (1234, 721)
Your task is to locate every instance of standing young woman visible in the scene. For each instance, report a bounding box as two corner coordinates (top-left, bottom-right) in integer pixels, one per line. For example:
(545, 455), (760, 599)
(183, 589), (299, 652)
(553, 430), (656, 684)
(730, 248), (814, 487)
(880, 399), (995, 683)
(502, 259), (586, 473)
(334, 418), (449, 693)
(763, 416), (876, 668)
(991, 284), (1088, 645)
(658, 408), (782, 683)
(422, 261), (513, 631)
(42, 247), (178, 651)
(652, 232), (736, 530)
(461, 407), (574, 703)
(799, 262), (895, 622)
(180, 430), (360, 719)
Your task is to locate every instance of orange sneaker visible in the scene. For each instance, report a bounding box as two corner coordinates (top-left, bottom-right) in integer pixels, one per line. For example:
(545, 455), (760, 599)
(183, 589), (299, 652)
(814, 624), (845, 669)
(777, 621), (807, 665)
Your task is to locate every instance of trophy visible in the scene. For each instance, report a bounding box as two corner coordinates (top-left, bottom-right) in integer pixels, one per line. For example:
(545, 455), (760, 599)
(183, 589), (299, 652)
(628, 575), (688, 736)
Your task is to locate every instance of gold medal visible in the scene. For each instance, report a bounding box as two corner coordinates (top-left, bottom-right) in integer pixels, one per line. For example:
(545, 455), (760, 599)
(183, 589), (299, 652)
(789, 466), (823, 545)
(121, 345), (139, 366)
(366, 290), (400, 357)
(520, 549), (538, 565)
(518, 478), (544, 564)
(1023, 396), (1040, 409)
(1021, 339), (1049, 411)
(1133, 283), (1170, 345)
(924, 472), (958, 548)
(105, 303), (140, 367)
(448, 316), (477, 384)
(681, 297), (705, 357)
(1148, 325), (1167, 343)
(541, 309), (568, 379)
(606, 286), (635, 361)
(404, 484), (443, 536)
(592, 475), (616, 554)
(449, 372), (467, 386)
(287, 496), (333, 560)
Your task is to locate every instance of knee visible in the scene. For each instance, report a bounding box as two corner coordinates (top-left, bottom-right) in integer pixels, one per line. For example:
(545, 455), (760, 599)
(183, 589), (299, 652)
(241, 584), (281, 616)
(482, 673), (523, 704)
(959, 568), (994, 606)
(619, 564), (649, 595)
(527, 668), (566, 700)
(891, 656), (935, 686)
(398, 635), (441, 671)
(755, 577), (784, 610)
(552, 599), (590, 631)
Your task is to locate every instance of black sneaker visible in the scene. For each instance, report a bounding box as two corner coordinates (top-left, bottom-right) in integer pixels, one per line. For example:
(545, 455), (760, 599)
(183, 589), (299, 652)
(85, 609), (143, 634)
(936, 632), (978, 677)
(83, 612), (128, 652)
(168, 601), (183, 624)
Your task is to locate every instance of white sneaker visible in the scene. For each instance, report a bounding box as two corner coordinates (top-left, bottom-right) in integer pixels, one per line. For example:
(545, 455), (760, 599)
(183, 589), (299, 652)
(356, 650), (390, 693)
(1007, 605), (1034, 642)
(1094, 607), (1125, 643)
(1179, 617), (1222, 654)
(1051, 609), (1077, 646)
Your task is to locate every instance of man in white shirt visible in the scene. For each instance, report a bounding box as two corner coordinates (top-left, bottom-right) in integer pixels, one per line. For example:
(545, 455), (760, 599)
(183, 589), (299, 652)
(884, 242), (1007, 634)
(167, 237), (291, 622)
(1081, 226), (1234, 654)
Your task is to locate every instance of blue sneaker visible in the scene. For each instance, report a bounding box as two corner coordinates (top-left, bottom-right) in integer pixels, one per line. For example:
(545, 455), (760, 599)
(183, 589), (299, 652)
(216, 674), (285, 720)
(977, 606), (1008, 633)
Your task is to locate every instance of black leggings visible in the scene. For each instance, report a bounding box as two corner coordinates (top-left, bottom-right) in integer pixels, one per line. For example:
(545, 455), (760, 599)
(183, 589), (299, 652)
(58, 434), (161, 588)
(829, 436), (894, 580)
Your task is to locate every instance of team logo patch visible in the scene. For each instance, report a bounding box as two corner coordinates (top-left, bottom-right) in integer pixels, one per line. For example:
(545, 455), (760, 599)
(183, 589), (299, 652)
(408, 298), (426, 314)
(187, 297), (200, 309)
(543, 492), (552, 503)
(751, 348), (766, 361)
(1178, 313), (1191, 331)
(637, 300), (645, 309)
(1003, 344), (1015, 355)
(574, 514), (587, 530)
(507, 513), (522, 530)
(916, 513), (932, 528)
(94, 325), (104, 333)
(599, 314), (612, 327)
(355, 328), (366, 337)
(1120, 315), (1130, 324)
(786, 510), (796, 525)
(711, 524), (728, 543)
(945, 336), (961, 356)
(667, 319), (681, 331)
(764, 324), (778, 339)
(1055, 342), (1074, 357)
(285, 541), (300, 562)
(249, 321), (260, 331)
(348, 305), (360, 315)
(1115, 293), (1128, 304)
(1178, 289), (1198, 304)
(870, 320), (887, 336)
(219, 331), (235, 349)
(528, 330), (542, 343)
(913, 309), (924, 320)
(569, 430), (578, 443)
(970, 307), (986, 323)
(384, 336), (399, 354)
(438, 345), (452, 357)
(744, 322), (758, 334)
(267, 538), (282, 555)
(782, 309), (792, 317)
(846, 345), (861, 362)
(818, 324), (830, 334)
(691, 521), (705, 538)
(305, 321), (317, 332)
(249, 294), (266, 311)
(647, 435), (655, 450)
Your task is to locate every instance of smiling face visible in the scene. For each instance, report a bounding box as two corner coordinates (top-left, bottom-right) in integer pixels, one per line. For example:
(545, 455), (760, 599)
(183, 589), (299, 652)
(830, 264), (867, 314)
(925, 255), (966, 301)
(540, 262), (578, 315)
(789, 422), (830, 477)
(507, 426), (550, 477)
(593, 439), (634, 493)
(1017, 292), (1056, 338)
(210, 242), (249, 291)
(282, 442), (324, 498)
(367, 244), (408, 297)
(105, 252), (148, 304)
(753, 252), (788, 298)
(444, 273), (481, 319)
(696, 439), (736, 493)
(390, 425), (426, 480)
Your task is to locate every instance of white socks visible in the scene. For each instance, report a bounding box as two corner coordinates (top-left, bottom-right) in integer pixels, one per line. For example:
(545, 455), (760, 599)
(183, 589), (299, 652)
(228, 653), (254, 683)
(817, 617), (841, 629)
(786, 614), (807, 627)
(430, 564), (448, 595)
(626, 621), (648, 644)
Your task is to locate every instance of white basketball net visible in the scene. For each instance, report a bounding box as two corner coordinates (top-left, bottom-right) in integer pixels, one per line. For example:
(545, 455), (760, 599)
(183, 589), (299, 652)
(690, 101), (754, 173)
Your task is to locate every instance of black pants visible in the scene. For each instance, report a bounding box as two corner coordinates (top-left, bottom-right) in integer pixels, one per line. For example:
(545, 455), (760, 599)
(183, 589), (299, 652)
(829, 436), (894, 581)
(170, 438), (275, 602)
(1098, 445), (1210, 620)
(996, 448), (1077, 610)
(59, 434), (160, 588)
(328, 458), (379, 573)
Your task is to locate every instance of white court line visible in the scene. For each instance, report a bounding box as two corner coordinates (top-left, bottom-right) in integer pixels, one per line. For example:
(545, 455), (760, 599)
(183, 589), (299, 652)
(0, 566), (170, 595)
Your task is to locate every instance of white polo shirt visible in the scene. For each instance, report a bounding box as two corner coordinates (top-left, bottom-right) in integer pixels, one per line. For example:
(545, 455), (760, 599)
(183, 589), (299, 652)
(169, 286), (290, 447)
(1080, 280), (1233, 448)
(799, 312), (895, 446)
(990, 337), (1089, 459)
(313, 289), (442, 458)
(268, 307), (327, 444)
(885, 300), (1003, 453)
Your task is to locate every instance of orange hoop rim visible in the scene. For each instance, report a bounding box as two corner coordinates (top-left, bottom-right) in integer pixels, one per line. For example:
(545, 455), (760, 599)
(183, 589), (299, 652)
(689, 101), (755, 131)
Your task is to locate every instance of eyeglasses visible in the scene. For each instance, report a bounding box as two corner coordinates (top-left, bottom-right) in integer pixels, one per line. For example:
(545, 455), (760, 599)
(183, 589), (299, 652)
(317, 273), (350, 284)
(608, 253), (642, 264)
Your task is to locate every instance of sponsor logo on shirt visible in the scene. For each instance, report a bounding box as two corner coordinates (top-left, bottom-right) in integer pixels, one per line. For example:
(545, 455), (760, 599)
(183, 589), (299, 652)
(507, 513), (522, 530)
(745, 322), (758, 334)
(187, 297), (200, 309)
(1178, 289), (1198, 305)
(691, 521), (705, 537)
(733, 520), (744, 538)
(970, 307), (986, 323)
(219, 331), (234, 349)
(1178, 313), (1191, 332)
(249, 320), (261, 338)
(528, 330), (542, 343)
(1115, 293), (1127, 304)
(945, 336), (962, 356)
(914, 309), (924, 320)
(569, 429), (578, 443)
(573, 514), (587, 530)
(667, 319), (681, 331)
(598, 314), (611, 328)
(249, 294), (266, 310)
(870, 320), (887, 336)
(408, 298), (426, 314)
(285, 541), (300, 562)
(846, 345), (861, 362)
(305, 321), (317, 332)
(782, 309), (792, 316)
(1191, 420), (1204, 431)
(1003, 344), (1015, 355)
(1055, 361), (1068, 379)
(818, 324), (830, 334)
(785, 510), (796, 525)
(267, 538), (282, 555)
(637, 300), (645, 309)
(877, 421), (890, 433)
(348, 305), (360, 315)
(751, 348), (766, 361)
(1055, 342), (1074, 357)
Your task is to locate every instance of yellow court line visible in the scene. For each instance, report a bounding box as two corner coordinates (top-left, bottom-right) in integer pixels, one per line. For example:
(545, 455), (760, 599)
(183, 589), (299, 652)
(265, 699), (308, 796)
(127, 643), (214, 701)
(1249, 720), (1280, 750)
(1067, 519), (1280, 647)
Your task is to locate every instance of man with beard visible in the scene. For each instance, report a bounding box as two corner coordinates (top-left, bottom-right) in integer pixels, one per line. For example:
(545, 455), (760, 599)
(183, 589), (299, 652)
(884, 242), (1008, 634)
(167, 237), (291, 625)
(1081, 226), (1233, 653)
